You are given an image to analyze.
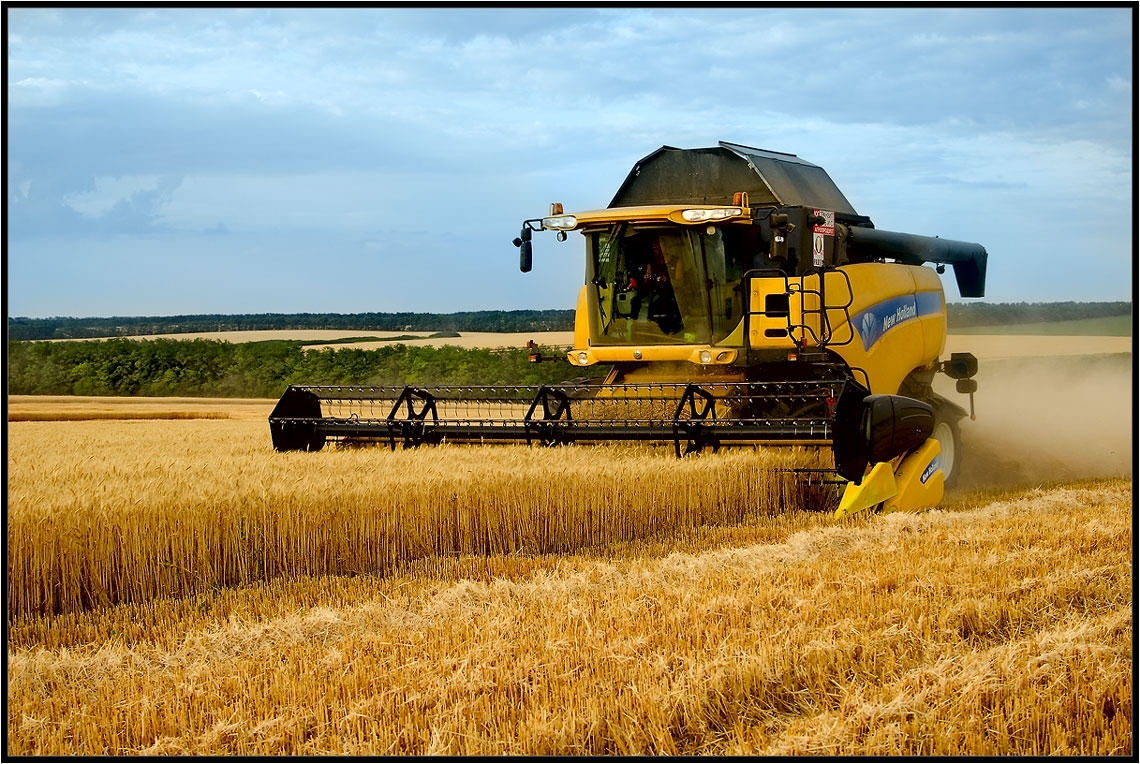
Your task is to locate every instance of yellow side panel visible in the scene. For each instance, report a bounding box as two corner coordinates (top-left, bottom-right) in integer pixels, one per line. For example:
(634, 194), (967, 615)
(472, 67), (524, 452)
(748, 277), (798, 349)
(883, 438), (944, 513)
(746, 265), (947, 395)
(834, 461), (898, 519)
(828, 263), (946, 394)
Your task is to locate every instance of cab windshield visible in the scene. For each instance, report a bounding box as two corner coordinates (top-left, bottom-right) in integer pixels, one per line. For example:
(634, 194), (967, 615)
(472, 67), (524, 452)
(586, 223), (758, 345)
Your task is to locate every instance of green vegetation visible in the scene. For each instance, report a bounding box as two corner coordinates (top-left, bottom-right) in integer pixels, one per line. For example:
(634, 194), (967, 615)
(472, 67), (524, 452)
(7, 303), (1130, 399)
(294, 336), (388, 346)
(7, 339), (600, 399)
(291, 334), (442, 346)
(8, 303), (1130, 341)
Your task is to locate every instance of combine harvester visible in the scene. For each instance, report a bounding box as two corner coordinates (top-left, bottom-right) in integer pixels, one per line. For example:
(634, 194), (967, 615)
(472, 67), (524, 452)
(270, 142), (986, 517)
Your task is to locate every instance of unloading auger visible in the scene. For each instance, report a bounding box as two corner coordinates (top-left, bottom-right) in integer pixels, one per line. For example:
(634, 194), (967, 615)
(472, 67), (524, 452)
(271, 141), (987, 517)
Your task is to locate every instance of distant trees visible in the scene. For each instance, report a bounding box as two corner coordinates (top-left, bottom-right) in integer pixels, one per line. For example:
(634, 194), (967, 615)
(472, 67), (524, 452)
(7, 339), (599, 398)
(7, 310), (576, 341)
(7, 303), (1131, 341)
(8, 303), (1132, 398)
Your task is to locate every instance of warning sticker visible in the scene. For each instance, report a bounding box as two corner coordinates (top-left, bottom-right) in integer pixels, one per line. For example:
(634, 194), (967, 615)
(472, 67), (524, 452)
(812, 232), (825, 267)
(813, 209), (835, 236)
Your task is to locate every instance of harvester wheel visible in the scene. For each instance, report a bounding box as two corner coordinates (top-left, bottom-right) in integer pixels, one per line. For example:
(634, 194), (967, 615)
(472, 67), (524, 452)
(930, 415), (961, 488)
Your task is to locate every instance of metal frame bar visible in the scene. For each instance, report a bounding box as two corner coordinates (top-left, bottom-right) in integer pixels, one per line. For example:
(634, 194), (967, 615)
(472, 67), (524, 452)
(270, 378), (856, 457)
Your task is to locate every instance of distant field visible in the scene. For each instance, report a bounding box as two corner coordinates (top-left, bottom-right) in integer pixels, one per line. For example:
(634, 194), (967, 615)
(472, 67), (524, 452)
(943, 333), (1130, 360)
(7, 396), (272, 422)
(52, 330), (1131, 358)
(951, 314), (1132, 336)
(49, 329), (576, 350)
(75, 329), (436, 344)
(300, 331), (576, 351)
(41, 318), (1131, 354)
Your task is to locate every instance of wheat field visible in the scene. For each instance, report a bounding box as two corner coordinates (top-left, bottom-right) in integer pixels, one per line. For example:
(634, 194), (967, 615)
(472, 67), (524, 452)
(5, 398), (1133, 756)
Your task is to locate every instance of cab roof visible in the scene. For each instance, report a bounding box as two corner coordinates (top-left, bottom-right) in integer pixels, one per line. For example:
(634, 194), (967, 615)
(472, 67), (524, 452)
(608, 141), (859, 215)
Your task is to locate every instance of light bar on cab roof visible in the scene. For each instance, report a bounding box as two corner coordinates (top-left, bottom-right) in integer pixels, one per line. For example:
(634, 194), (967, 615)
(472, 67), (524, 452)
(542, 214), (578, 230)
(679, 207), (743, 223)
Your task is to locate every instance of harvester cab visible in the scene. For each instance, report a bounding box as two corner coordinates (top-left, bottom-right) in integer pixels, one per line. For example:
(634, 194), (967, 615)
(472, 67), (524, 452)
(273, 141), (988, 518)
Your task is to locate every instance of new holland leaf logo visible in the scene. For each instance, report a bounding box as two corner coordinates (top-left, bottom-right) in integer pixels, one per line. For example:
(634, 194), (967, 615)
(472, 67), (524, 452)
(861, 311), (877, 344)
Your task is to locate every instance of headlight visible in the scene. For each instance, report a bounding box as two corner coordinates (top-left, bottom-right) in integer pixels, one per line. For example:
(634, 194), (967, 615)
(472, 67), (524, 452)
(542, 214), (578, 230)
(576, 351), (589, 365)
(680, 207), (742, 223)
(699, 350), (713, 364)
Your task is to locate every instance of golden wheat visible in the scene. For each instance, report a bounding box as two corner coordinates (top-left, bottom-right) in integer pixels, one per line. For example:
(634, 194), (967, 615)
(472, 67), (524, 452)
(8, 395), (273, 422)
(5, 399), (1131, 756)
(7, 416), (825, 620)
(7, 481), (1131, 756)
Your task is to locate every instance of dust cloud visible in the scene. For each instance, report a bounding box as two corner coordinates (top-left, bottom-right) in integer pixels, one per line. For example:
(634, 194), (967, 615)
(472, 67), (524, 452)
(934, 352), (1134, 491)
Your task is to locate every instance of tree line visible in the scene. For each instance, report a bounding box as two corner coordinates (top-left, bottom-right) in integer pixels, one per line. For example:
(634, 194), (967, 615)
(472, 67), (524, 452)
(7, 302), (1132, 398)
(7, 339), (601, 399)
(7, 303), (1130, 341)
(7, 310), (576, 341)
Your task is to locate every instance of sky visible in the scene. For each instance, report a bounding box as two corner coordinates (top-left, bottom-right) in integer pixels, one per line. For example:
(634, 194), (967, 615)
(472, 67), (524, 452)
(6, 6), (1136, 318)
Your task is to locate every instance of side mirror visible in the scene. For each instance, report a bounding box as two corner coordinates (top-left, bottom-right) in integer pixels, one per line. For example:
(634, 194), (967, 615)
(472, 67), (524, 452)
(514, 226), (533, 273)
(942, 352), (978, 380)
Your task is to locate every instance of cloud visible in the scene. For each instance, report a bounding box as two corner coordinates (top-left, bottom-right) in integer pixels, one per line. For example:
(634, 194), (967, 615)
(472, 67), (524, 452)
(63, 174), (168, 218)
(9, 76), (73, 107)
(5, 7), (1133, 316)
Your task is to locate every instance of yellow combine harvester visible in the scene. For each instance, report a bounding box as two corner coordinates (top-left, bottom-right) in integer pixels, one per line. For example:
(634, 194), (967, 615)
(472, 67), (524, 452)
(271, 141), (986, 517)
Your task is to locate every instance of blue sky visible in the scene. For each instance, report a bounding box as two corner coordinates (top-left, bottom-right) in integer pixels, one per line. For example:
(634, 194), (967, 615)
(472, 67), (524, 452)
(6, 7), (1135, 318)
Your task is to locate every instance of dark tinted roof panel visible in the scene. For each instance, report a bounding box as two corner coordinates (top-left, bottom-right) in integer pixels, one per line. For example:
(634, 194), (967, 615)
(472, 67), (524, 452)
(608, 141), (858, 215)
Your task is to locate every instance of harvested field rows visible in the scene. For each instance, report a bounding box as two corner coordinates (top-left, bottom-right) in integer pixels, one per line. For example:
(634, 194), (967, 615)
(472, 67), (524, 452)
(7, 468), (1132, 756)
